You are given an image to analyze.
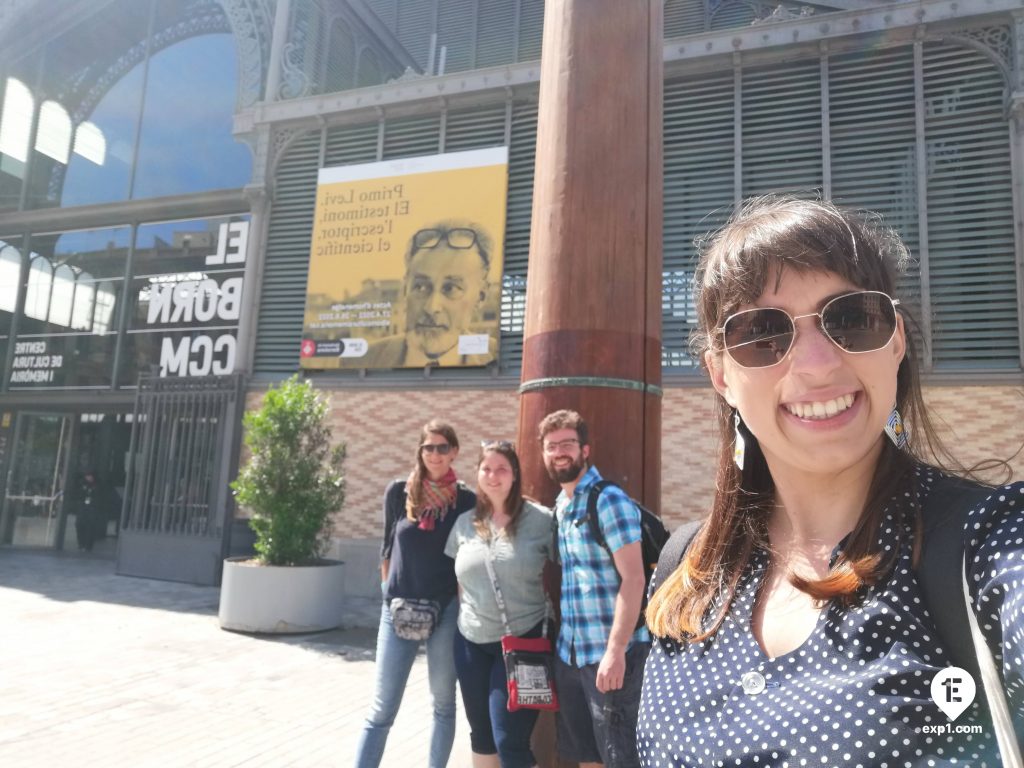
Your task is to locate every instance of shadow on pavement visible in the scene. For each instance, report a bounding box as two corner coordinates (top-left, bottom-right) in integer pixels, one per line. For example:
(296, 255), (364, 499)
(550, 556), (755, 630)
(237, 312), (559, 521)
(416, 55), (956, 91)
(0, 548), (221, 615)
(1, 548), (385, 656)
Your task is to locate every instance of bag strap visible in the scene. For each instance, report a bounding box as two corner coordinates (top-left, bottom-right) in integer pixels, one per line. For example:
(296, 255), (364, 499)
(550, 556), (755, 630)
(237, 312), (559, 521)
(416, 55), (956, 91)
(650, 519), (703, 595)
(585, 479), (615, 553)
(484, 537), (551, 638)
(962, 553), (1023, 766)
(483, 544), (514, 636)
(917, 478), (989, 683)
(919, 476), (1024, 762)
(384, 479), (407, 556)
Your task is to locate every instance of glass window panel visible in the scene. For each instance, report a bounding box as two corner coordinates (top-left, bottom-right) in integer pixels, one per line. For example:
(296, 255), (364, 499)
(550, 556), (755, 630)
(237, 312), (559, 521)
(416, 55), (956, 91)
(36, 226), (131, 279)
(8, 334), (118, 389)
(133, 216), (249, 277)
(124, 216), (248, 383)
(20, 266), (123, 339)
(29, 0), (152, 209)
(10, 227), (130, 388)
(54, 66), (142, 208)
(121, 329), (238, 381)
(132, 33), (251, 199)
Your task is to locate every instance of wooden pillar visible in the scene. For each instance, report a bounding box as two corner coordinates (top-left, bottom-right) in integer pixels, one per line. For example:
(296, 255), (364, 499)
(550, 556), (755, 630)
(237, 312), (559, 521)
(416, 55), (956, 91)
(517, 0), (663, 512)
(519, 4), (663, 765)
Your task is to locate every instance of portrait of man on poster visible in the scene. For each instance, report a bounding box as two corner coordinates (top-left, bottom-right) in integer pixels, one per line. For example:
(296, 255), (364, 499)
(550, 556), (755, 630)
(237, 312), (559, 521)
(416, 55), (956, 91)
(361, 221), (497, 368)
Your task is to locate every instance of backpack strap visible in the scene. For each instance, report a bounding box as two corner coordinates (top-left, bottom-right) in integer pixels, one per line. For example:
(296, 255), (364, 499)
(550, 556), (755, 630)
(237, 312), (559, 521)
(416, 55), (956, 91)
(550, 506), (561, 565)
(585, 479), (616, 552)
(917, 476), (991, 684)
(650, 519), (703, 595)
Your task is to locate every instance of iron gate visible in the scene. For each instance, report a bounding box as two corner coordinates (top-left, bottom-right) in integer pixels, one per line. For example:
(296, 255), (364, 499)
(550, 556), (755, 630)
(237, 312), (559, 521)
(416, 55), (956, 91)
(116, 373), (245, 585)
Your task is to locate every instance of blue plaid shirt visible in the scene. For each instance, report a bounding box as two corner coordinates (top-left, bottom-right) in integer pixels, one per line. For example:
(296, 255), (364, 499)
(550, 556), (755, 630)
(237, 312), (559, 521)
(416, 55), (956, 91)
(555, 465), (650, 667)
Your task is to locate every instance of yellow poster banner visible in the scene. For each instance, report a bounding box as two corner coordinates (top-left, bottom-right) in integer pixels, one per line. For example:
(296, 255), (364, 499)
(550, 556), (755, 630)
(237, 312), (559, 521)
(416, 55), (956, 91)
(300, 147), (508, 370)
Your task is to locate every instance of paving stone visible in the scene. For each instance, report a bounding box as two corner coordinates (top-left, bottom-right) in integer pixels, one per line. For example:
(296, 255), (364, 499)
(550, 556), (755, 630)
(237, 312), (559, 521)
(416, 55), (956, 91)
(0, 551), (472, 767)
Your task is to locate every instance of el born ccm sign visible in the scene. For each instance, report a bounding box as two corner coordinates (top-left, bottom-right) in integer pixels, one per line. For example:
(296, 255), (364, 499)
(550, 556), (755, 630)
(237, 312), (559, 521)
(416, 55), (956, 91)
(147, 221), (249, 377)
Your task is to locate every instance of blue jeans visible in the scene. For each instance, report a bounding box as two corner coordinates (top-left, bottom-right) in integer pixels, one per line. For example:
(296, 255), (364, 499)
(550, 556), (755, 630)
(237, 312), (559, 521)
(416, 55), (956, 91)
(453, 622), (545, 768)
(354, 599), (458, 768)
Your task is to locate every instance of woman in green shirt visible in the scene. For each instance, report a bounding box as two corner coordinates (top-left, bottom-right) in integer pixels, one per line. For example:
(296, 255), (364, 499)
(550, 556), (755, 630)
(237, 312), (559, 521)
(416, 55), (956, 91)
(445, 441), (554, 768)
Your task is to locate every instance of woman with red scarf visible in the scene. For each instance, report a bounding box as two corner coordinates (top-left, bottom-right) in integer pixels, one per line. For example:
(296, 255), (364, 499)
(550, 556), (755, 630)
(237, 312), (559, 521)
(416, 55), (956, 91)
(355, 419), (477, 768)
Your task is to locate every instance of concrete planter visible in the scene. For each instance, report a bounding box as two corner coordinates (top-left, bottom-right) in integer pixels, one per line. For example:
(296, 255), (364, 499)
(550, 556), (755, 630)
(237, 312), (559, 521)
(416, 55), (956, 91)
(218, 556), (345, 633)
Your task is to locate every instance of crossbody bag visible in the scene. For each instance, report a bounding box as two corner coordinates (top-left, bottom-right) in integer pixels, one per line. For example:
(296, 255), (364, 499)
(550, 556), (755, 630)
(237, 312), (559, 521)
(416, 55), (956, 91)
(483, 545), (559, 712)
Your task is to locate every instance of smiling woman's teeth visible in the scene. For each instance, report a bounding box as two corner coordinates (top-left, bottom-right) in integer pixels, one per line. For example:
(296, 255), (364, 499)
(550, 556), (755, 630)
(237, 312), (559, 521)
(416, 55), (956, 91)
(785, 393), (855, 420)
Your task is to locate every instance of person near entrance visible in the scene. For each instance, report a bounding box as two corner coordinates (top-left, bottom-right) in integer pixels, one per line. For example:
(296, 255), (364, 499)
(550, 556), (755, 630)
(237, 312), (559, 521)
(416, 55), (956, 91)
(539, 409), (649, 768)
(74, 470), (101, 552)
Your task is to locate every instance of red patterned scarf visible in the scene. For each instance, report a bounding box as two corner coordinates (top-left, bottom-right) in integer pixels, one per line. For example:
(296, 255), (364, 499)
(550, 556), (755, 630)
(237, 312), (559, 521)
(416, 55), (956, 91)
(411, 469), (458, 530)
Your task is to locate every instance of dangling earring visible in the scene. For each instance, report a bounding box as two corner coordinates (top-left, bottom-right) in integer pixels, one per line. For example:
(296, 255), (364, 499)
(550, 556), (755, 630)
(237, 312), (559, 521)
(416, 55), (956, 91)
(733, 410), (746, 470)
(884, 405), (908, 449)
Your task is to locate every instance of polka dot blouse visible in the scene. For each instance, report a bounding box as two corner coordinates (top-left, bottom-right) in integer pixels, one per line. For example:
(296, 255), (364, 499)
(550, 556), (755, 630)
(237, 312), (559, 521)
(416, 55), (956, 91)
(638, 467), (1024, 767)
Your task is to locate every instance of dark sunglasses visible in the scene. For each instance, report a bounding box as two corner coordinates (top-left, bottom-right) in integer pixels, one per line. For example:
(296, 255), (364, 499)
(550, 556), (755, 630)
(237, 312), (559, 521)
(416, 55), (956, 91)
(720, 290), (899, 369)
(420, 443), (453, 455)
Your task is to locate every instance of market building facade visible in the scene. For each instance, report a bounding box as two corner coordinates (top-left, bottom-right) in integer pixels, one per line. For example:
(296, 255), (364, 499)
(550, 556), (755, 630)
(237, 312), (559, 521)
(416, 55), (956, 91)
(0, 0), (1020, 591)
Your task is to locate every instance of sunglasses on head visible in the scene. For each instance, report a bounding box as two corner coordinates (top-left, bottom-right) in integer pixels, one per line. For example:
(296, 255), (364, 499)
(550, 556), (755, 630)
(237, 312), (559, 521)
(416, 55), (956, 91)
(480, 440), (514, 449)
(420, 443), (453, 455)
(720, 290), (899, 369)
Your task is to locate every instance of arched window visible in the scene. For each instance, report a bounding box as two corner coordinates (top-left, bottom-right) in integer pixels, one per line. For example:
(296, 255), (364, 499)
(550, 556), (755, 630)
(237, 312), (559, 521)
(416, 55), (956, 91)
(0, 78), (33, 165)
(0, 242), (21, 313)
(35, 101), (72, 164)
(326, 18), (358, 92)
(51, 1), (250, 207)
(72, 122), (105, 166)
(25, 255), (53, 321)
(357, 48), (384, 89)
(48, 263), (75, 327)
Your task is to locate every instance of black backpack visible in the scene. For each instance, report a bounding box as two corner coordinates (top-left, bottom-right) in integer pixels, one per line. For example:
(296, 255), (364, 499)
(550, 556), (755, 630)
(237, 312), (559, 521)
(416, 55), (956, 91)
(584, 480), (670, 630)
(649, 476), (991, 682)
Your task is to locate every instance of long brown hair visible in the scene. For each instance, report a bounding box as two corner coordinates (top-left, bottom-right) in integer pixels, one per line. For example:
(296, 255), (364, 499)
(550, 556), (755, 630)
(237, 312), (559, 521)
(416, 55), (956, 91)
(406, 419), (460, 520)
(647, 195), (958, 643)
(473, 441), (526, 539)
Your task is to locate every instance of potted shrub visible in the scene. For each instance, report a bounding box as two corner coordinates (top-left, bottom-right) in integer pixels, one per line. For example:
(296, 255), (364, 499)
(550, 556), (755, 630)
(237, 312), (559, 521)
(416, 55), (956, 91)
(218, 375), (347, 633)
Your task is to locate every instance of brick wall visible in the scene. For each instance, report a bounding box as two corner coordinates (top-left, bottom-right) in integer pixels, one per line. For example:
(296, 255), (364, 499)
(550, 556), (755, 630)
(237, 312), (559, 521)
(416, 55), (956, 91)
(244, 383), (1023, 538)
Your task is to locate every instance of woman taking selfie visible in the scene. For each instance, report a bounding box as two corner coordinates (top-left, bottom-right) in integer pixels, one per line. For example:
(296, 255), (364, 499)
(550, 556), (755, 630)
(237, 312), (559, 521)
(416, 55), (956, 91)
(640, 196), (1024, 766)
(354, 420), (476, 768)
(445, 441), (554, 768)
